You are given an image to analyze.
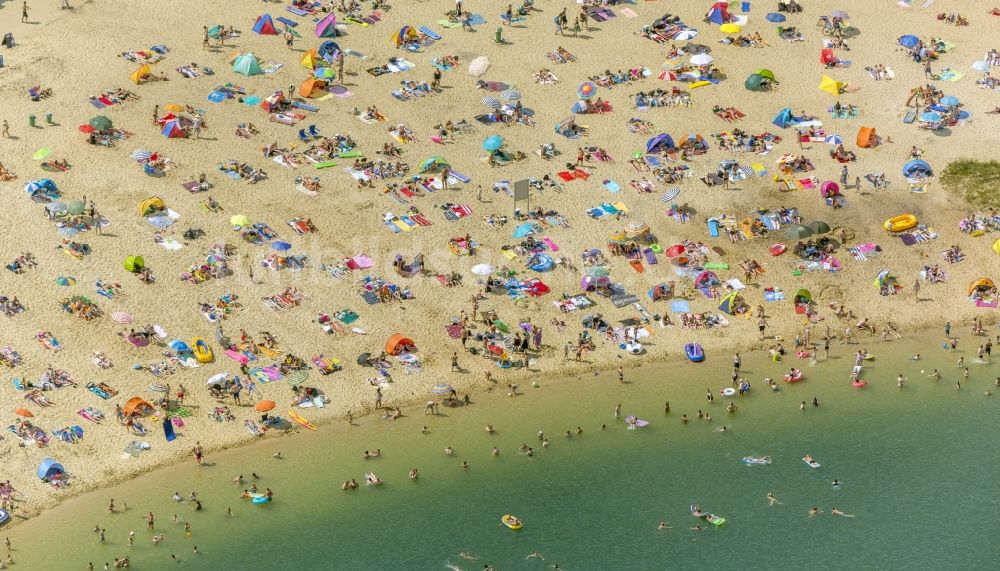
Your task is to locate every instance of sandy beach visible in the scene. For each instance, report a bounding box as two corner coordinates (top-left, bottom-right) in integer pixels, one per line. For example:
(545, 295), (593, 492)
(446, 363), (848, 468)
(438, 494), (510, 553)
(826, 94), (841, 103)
(1, 0), (999, 524)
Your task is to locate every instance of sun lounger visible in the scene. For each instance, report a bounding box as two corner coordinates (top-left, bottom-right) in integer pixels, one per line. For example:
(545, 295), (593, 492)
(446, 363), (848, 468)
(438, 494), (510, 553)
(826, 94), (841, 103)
(276, 16), (298, 27)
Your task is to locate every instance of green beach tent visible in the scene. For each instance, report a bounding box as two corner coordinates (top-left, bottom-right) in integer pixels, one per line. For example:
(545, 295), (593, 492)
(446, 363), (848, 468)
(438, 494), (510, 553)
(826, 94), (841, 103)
(124, 255), (145, 273)
(744, 73), (766, 91)
(232, 53), (263, 76)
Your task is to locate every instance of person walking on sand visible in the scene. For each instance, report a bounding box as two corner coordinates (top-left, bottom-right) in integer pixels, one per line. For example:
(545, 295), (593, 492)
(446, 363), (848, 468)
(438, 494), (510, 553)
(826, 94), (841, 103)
(375, 387), (383, 409)
(192, 442), (203, 465)
(1, 121), (8, 139)
(21, 2), (28, 24)
(203, 26), (210, 50)
(617, 367), (624, 383)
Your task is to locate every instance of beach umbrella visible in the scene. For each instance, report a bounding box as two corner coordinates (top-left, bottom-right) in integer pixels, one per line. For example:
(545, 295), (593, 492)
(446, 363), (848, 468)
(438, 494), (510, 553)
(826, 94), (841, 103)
(783, 224), (813, 240)
(512, 223), (535, 238)
(898, 35), (919, 48)
(32, 148), (52, 161)
(356, 352), (372, 366)
(255, 400), (277, 412)
(271, 241), (292, 251)
(314, 67), (335, 79)
(430, 383), (454, 395)
(972, 60), (990, 72)
(470, 263), (494, 275)
(286, 370), (309, 386)
(824, 135), (843, 145)
(808, 220), (831, 234)
(690, 53), (713, 66)
(168, 340), (190, 352)
(131, 149), (152, 162)
(206, 373), (228, 386)
(230, 214), (251, 227)
(940, 95), (959, 107)
(66, 200), (86, 215)
(54, 276), (76, 286)
(577, 81), (597, 99)
(831, 10), (849, 19)
(483, 134), (504, 151)
(919, 111), (942, 122)
(500, 88), (521, 101)
(658, 70), (677, 81)
(89, 116), (113, 131)
(14, 408), (33, 418)
(207, 25), (222, 38)
(78, 124), (95, 134)
(665, 244), (686, 258)
(481, 95), (501, 109)
(674, 29), (698, 41)
(468, 56), (490, 77)
(585, 266), (610, 277)
(163, 103), (185, 113)
(112, 311), (134, 324)
(765, 12), (786, 22)
(419, 156), (449, 172)
(492, 319), (510, 333)
(719, 23), (742, 34)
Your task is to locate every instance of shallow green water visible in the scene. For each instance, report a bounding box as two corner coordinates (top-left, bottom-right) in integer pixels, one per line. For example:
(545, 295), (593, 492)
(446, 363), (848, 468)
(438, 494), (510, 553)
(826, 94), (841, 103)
(9, 334), (1000, 570)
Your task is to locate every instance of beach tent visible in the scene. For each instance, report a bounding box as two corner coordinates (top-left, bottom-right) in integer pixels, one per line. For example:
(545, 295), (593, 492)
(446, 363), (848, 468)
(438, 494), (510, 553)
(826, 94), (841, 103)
(393, 25), (418, 47)
(648, 283), (672, 301)
(232, 53), (263, 76)
(252, 14), (278, 35)
(123, 255), (145, 272)
(316, 13), (338, 38)
(385, 333), (415, 355)
(756, 69), (776, 81)
(646, 133), (675, 153)
(678, 133), (709, 150)
(138, 197), (165, 216)
(968, 278), (995, 296)
(772, 108), (802, 128)
(705, 1), (733, 24)
(818, 75), (844, 96)
(318, 40), (341, 62)
(874, 269), (900, 292)
(902, 159), (932, 178)
(856, 127), (877, 148)
(298, 78), (328, 98)
(419, 156), (449, 173)
(37, 458), (64, 481)
(123, 397), (155, 417)
(300, 49), (320, 69)
(161, 120), (184, 138)
(820, 181), (840, 198)
(820, 48), (837, 66)
(694, 270), (720, 289)
(130, 64), (151, 84)
(718, 291), (741, 315)
(793, 289), (811, 303)
(745, 74), (766, 92)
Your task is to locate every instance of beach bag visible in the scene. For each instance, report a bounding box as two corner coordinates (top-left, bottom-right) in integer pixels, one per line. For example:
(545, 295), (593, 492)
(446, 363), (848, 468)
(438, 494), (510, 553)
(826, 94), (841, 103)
(2, 33), (14, 48)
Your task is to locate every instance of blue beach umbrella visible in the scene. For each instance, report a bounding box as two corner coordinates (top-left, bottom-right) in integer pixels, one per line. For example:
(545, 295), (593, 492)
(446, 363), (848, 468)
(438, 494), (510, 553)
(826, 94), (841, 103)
(271, 241), (292, 251)
(898, 35), (919, 48)
(940, 95), (959, 107)
(919, 111), (941, 122)
(765, 13), (786, 23)
(483, 134), (503, 151)
(169, 340), (191, 352)
(824, 135), (843, 145)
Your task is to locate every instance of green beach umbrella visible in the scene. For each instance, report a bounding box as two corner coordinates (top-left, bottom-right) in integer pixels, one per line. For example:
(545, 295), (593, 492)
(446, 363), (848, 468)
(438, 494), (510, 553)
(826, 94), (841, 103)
(207, 25), (223, 39)
(284, 25), (302, 38)
(54, 276), (76, 286)
(89, 116), (113, 131)
(230, 214), (251, 227)
(66, 200), (86, 215)
(286, 369), (309, 386)
(492, 319), (509, 333)
(33, 148), (52, 161)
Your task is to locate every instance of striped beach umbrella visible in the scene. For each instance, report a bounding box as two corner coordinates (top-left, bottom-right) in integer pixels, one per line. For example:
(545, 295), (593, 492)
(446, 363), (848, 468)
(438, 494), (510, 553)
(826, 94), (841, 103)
(131, 149), (152, 162)
(500, 88), (521, 101)
(286, 369), (309, 386)
(430, 383), (453, 395)
(577, 81), (597, 99)
(111, 311), (133, 324)
(54, 276), (76, 286)
(824, 135), (843, 145)
(481, 95), (501, 109)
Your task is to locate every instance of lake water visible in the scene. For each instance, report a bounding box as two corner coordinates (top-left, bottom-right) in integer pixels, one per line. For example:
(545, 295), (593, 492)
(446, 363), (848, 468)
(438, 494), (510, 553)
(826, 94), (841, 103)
(8, 333), (999, 570)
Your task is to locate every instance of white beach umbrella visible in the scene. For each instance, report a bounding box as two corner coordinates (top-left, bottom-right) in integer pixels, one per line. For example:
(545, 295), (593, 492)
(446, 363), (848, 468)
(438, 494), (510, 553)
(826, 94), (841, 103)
(674, 29), (698, 41)
(131, 149), (152, 162)
(111, 311), (133, 324)
(471, 263), (494, 275)
(468, 56), (490, 77)
(690, 53), (713, 66)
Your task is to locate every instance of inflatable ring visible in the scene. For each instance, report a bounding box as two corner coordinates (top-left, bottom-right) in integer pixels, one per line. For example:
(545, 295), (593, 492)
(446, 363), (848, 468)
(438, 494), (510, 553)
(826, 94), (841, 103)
(721, 387), (736, 397)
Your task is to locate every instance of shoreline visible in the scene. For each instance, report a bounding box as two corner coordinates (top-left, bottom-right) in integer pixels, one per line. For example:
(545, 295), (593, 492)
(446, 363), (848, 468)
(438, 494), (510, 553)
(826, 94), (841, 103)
(0, 316), (969, 528)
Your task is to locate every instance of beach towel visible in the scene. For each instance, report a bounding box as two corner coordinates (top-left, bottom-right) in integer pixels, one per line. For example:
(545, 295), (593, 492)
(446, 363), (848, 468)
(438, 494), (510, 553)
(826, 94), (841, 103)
(418, 26), (442, 40)
(603, 179), (620, 193)
(670, 300), (691, 313)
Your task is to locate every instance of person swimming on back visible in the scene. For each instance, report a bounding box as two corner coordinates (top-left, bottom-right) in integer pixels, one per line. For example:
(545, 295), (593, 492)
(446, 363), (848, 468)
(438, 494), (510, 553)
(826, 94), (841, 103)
(809, 507), (823, 517)
(767, 492), (781, 506)
(831, 507), (854, 518)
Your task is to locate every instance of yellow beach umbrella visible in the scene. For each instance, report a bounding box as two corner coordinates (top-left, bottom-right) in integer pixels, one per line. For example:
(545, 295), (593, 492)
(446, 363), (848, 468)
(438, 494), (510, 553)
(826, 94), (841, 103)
(163, 103), (185, 113)
(32, 147), (52, 161)
(719, 23), (742, 34)
(230, 214), (251, 227)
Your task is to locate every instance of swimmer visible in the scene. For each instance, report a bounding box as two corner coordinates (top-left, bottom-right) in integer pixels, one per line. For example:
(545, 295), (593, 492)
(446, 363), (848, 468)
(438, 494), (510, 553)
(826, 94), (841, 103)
(172, 492), (183, 502)
(421, 426), (429, 434)
(462, 461), (469, 470)
(459, 551), (477, 560)
(519, 443), (529, 452)
(809, 507), (823, 517)
(986, 390), (993, 397)
(542, 438), (549, 448)
(831, 507), (855, 518)
(690, 524), (703, 532)
(657, 521), (671, 530)
(273, 452), (283, 459)
(681, 414), (689, 424)
(897, 374), (905, 388)
(491, 447), (499, 456)
(929, 369), (941, 380)
(537, 430), (544, 440)
(832, 479), (841, 488)
(767, 492), (781, 506)
(526, 551), (545, 560)
(911, 354), (920, 360)
(485, 425), (495, 434)
(716, 426), (728, 432)
(444, 446), (455, 455)
(409, 468), (419, 480)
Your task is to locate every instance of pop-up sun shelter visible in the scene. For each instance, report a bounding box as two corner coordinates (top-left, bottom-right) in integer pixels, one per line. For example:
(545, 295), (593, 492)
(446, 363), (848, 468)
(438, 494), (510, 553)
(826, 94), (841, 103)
(385, 333), (415, 355)
(856, 127), (877, 148)
(772, 107), (803, 128)
(123, 397), (155, 417)
(299, 78), (329, 98)
(232, 53), (263, 76)
(705, 1), (734, 24)
(902, 159), (932, 178)
(138, 197), (165, 216)
(123, 255), (145, 273)
(646, 133), (675, 153)
(316, 13), (338, 38)
(252, 14), (278, 35)
(968, 278), (995, 296)
(745, 74), (768, 92)
(393, 26), (419, 47)
(130, 64), (151, 84)
(818, 75), (845, 96)
(37, 458), (64, 480)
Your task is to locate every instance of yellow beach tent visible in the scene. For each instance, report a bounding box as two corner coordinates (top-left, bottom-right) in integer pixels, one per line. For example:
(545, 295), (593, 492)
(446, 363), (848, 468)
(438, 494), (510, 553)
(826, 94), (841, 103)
(818, 75), (844, 96)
